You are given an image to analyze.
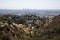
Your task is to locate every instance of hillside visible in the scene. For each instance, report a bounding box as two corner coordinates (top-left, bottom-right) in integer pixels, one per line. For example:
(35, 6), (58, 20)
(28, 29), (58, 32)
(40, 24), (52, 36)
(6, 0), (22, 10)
(0, 14), (45, 40)
(0, 14), (60, 40)
(42, 15), (60, 40)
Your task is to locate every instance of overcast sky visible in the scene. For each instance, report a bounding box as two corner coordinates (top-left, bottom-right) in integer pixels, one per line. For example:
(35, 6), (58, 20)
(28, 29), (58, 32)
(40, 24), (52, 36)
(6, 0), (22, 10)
(0, 0), (60, 9)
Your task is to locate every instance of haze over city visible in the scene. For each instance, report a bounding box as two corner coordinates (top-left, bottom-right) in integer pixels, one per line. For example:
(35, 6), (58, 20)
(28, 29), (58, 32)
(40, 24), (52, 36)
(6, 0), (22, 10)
(0, 0), (60, 10)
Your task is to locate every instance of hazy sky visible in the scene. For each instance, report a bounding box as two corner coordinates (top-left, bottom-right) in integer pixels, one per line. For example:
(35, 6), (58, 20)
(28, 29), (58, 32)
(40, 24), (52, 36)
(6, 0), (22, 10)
(0, 0), (60, 9)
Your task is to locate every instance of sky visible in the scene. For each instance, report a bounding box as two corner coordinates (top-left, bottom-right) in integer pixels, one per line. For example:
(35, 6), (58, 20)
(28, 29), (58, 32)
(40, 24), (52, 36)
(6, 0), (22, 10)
(0, 0), (60, 9)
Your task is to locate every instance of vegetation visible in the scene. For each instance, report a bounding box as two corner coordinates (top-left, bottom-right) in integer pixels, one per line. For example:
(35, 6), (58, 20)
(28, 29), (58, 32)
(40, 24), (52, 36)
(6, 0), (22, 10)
(0, 14), (60, 40)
